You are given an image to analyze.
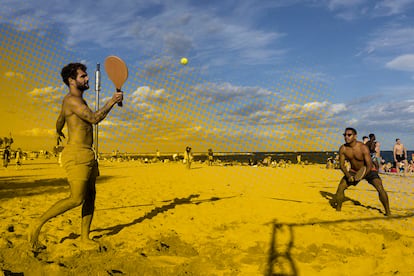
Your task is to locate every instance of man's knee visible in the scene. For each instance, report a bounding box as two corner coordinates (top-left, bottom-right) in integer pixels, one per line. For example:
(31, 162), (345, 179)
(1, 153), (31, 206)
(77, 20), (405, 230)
(370, 178), (385, 191)
(69, 195), (85, 206)
(68, 180), (88, 206)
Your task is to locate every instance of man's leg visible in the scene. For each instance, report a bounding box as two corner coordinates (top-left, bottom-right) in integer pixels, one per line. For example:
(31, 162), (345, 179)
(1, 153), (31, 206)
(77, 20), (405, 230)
(29, 179), (87, 249)
(371, 178), (391, 216)
(334, 177), (349, 211)
(404, 160), (409, 175)
(81, 169), (97, 244)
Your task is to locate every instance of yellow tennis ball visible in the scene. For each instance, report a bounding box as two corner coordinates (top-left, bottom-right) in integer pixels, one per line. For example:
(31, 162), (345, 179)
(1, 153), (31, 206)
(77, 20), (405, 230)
(180, 57), (188, 65)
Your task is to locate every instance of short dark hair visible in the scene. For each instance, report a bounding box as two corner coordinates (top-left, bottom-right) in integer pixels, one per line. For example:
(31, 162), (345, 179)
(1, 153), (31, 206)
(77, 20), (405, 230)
(369, 133), (375, 139)
(362, 136), (368, 140)
(345, 127), (357, 135)
(61, 63), (87, 86)
(396, 138), (400, 142)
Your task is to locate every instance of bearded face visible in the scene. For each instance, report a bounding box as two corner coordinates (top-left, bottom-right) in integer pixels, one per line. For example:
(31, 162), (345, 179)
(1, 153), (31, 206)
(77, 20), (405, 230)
(74, 69), (89, 91)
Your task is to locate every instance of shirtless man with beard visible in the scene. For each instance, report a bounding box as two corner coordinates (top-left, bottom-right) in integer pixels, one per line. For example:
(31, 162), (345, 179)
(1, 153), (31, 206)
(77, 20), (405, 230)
(29, 63), (123, 251)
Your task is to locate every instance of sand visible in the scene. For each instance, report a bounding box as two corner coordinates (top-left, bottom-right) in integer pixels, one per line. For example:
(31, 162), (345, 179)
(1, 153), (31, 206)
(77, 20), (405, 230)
(0, 158), (413, 275)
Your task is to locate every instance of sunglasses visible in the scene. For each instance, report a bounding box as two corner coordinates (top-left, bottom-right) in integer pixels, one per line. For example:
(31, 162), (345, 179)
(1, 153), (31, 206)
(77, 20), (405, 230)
(343, 133), (353, 137)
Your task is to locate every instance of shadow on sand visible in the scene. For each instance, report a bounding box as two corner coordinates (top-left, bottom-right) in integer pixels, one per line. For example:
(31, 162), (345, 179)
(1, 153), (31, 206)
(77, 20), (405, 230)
(90, 194), (238, 238)
(265, 192), (414, 276)
(320, 190), (383, 215)
(0, 175), (115, 199)
(0, 176), (68, 199)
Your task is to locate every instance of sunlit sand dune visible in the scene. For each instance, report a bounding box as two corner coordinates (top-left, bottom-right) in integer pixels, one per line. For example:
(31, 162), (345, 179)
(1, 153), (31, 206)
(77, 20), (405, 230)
(0, 159), (413, 275)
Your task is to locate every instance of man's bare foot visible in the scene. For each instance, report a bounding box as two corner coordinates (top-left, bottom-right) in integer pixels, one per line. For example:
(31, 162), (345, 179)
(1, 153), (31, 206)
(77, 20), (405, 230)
(28, 225), (46, 252)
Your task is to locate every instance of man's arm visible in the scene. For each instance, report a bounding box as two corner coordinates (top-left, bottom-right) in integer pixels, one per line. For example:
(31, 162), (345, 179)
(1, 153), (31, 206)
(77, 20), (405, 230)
(68, 92), (122, 125)
(339, 146), (352, 179)
(56, 109), (65, 145)
(362, 144), (373, 173)
(404, 144), (407, 158)
(393, 144), (397, 161)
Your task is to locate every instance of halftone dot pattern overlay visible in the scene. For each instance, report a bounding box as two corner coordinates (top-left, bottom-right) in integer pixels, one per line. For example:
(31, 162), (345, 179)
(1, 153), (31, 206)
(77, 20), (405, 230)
(0, 17), (73, 149)
(99, 56), (341, 153)
(1, 11), (341, 153)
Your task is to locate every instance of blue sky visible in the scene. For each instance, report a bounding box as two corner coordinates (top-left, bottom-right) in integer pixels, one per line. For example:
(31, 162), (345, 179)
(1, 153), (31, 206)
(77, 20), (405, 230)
(1, 0), (414, 152)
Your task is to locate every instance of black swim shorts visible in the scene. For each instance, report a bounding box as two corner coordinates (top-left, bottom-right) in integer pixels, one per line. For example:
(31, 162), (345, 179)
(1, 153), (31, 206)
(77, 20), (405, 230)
(396, 154), (406, 162)
(347, 170), (380, 186)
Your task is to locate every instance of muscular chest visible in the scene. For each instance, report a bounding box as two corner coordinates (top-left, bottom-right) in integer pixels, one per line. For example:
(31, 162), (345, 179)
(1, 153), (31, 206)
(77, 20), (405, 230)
(344, 148), (364, 161)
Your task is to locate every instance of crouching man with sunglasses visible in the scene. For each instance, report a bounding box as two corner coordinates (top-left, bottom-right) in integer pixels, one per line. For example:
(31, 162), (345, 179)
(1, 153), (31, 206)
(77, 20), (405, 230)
(332, 127), (391, 216)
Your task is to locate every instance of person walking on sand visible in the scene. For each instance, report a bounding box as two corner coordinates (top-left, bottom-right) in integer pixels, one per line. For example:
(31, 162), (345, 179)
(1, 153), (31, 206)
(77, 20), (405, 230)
(29, 63), (123, 251)
(366, 133), (379, 170)
(15, 148), (22, 168)
(184, 146), (193, 169)
(393, 138), (408, 175)
(332, 127), (391, 216)
(3, 146), (11, 168)
(208, 148), (214, 166)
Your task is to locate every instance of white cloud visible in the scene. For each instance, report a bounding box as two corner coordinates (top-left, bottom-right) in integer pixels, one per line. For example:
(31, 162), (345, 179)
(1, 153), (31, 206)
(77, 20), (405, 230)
(28, 86), (64, 107)
(374, 0), (414, 16)
(330, 103), (347, 113)
(1, 1), (286, 66)
(386, 54), (414, 71)
(314, 0), (414, 20)
(365, 26), (414, 56)
(132, 86), (167, 102)
(20, 128), (55, 137)
(194, 82), (274, 104)
(4, 71), (24, 79)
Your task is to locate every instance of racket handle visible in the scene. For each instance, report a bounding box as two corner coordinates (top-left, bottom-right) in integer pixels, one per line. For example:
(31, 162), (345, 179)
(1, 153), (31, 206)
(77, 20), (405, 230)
(116, 88), (123, 107)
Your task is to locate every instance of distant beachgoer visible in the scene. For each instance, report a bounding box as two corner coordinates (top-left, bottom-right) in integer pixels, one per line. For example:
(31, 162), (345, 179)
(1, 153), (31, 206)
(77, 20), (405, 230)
(29, 63), (123, 252)
(383, 162), (392, 173)
(365, 133), (379, 169)
(296, 154), (302, 164)
(408, 160), (414, 174)
(15, 148), (22, 168)
(3, 146), (10, 168)
(374, 139), (382, 173)
(184, 146), (193, 169)
(332, 127), (391, 216)
(393, 138), (408, 175)
(208, 148), (214, 166)
(172, 153), (178, 162)
(362, 136), (369, 144)
(326, 156), (334, 169)
(262, 156), (272, 166)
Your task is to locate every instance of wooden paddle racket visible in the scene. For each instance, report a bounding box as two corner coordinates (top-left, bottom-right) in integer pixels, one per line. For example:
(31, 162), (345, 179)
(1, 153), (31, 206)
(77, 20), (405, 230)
(354, 166), (366, 181)
(104, 56), (128, 107)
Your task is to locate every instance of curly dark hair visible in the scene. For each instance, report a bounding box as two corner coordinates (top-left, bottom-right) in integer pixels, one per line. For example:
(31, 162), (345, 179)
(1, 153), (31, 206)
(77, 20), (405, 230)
(60, 63), (87, 86)
(345, 127), (357, 135)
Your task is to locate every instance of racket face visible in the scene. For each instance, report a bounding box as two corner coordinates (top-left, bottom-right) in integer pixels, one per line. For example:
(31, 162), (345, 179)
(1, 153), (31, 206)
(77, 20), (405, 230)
(354, 166), (366, 181)
(104, 56), (128, 89)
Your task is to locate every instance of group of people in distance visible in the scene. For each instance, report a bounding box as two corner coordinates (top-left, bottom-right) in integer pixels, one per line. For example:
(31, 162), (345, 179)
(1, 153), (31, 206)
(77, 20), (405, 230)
(2, 146), (23, 169)
(362, 134), (411, 175)
(28, 63), (393, 254)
